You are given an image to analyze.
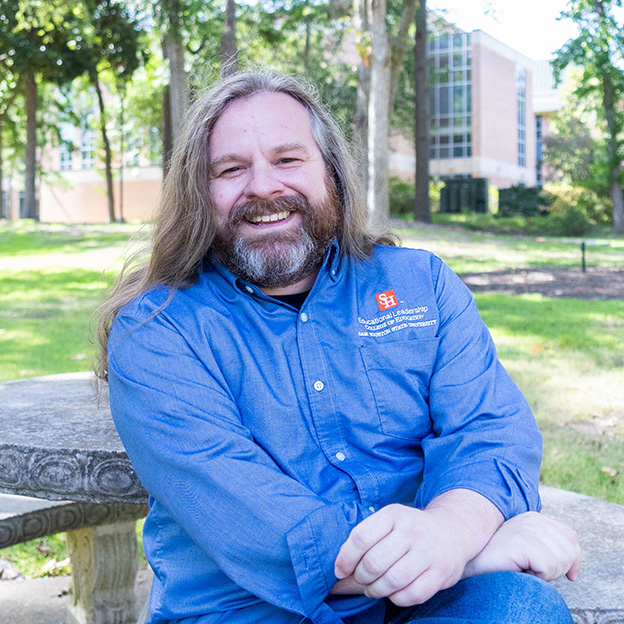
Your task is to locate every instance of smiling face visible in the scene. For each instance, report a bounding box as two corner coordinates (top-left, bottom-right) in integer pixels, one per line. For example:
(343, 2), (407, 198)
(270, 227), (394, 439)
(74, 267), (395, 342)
(208, 92), (340, 294)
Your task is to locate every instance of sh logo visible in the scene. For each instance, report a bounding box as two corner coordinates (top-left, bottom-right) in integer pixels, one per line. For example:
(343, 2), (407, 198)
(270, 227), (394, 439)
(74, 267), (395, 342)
(375, 289), (399, 311)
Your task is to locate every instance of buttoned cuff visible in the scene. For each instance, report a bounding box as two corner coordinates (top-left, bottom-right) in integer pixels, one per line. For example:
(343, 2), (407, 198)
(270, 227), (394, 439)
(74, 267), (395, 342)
(414, 459), (541, 520)
(286, 503), (372, 621)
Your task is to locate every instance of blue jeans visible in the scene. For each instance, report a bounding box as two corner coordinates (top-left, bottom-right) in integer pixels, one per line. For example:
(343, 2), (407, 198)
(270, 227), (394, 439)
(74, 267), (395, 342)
(383, 572), (573, 624)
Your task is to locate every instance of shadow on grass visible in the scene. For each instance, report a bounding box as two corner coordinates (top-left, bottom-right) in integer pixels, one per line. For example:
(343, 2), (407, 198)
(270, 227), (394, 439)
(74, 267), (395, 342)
(0, 223), (144, 257)
(0, 268), (113, 382)
(475, 293), (624, 370)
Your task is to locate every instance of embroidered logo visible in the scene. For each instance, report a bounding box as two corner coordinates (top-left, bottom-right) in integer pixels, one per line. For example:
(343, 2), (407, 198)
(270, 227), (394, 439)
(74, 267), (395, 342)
(375, 289), (398, 311)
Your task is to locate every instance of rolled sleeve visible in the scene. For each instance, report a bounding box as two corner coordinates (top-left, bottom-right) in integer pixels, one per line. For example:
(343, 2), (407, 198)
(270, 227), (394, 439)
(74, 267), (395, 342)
(415, 261), (542, 519)
(108, 300), (364, 622)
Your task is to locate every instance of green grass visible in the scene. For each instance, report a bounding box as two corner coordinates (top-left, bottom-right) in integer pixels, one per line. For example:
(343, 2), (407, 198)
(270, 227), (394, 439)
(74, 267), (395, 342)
(474, 294), (624, 504)
(0, 219), (622, 576)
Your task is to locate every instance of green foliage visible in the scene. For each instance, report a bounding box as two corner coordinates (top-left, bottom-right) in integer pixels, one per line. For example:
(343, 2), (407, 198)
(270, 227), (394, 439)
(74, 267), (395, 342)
(1, 533), (70, 578)
(545, 185), (613, 236)
(389, 177), (443, 217)
(0, 0), (92, 81)
(553, 0), (624, 233)
(543, 77), (611, 199)
(389, 176), (415, 216)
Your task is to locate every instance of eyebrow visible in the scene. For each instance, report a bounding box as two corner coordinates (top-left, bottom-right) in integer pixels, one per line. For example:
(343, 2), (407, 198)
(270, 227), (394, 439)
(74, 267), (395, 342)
(209, 143), (312, 173)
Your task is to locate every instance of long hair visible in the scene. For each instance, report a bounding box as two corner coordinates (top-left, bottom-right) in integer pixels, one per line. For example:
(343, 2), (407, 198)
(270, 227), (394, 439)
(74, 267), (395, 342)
(94, 71), (394, 381)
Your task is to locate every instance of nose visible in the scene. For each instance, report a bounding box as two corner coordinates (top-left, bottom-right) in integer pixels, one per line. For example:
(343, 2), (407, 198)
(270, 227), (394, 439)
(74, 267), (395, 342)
(244, 162), (285, 200)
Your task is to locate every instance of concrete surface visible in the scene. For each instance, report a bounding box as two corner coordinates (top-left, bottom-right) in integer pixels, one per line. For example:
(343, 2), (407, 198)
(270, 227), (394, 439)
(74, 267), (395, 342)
(543, 486), (624, 623)
(0, 566), (152, 624)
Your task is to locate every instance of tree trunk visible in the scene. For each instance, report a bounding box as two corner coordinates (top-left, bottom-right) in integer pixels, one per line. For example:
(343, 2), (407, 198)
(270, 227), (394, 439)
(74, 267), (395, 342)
(599, 67), (623, 234)
(220, 0), (238, 77)
(24, 72), (38, 220)
(389, 0), (419, 106)
(162, 85), (173, 177)
(353, 0), (370, 186)
(92, 72), (116, 223)
(367, 0), (391, 229)
(0, 75), (23, 217)
(413, 0), (430, 222)
(0, 121), (4, 219)
(161, 0), (189, 171)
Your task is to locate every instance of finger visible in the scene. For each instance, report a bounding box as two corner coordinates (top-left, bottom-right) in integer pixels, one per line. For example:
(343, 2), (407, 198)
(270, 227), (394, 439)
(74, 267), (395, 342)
(335, 512), (395, 579)
(351, 531), (411, 585)
(566, 549), (582, 581)
(388, 566), (450, 608)
(363, 550), (428, 599)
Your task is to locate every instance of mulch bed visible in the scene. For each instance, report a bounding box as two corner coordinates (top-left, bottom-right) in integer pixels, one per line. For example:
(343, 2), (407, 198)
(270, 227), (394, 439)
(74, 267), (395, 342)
(459, 267), (624, 300)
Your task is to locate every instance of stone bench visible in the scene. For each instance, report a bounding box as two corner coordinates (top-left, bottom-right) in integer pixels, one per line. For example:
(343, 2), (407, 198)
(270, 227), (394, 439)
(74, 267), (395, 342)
(0, 492), (148, 622)
(542, 486), (624, 623)
(0, 493), (148, 551)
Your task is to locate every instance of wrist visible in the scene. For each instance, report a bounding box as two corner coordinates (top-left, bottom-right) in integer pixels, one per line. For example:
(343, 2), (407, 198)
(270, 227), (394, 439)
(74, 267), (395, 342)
(425, 489), (504, 563)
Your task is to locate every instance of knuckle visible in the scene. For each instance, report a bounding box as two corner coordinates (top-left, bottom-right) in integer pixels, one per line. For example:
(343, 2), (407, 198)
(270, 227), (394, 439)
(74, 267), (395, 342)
(383, 568), (406, 592)
(360, 554), (383, 577)
(350, 529), (369, 551)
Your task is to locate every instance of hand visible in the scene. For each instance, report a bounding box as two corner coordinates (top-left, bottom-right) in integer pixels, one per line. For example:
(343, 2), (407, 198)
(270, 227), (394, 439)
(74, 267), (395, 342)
(333, 492), (502, 607)
(463, 512), (582, 582)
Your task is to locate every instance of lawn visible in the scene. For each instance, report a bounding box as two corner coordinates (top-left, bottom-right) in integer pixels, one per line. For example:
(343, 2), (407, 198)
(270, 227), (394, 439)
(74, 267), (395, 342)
(0, 219), (623, 576)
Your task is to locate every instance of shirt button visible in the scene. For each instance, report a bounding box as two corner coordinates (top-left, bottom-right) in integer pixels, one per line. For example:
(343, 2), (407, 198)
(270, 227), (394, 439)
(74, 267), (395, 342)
(245, 286), (254, 294)
(300, 312), (308, 322)
(369, 506), (376, 513)
(335, 452), (346, 462)
(313, 380), (324, 392)
(331, 269), (336, 276)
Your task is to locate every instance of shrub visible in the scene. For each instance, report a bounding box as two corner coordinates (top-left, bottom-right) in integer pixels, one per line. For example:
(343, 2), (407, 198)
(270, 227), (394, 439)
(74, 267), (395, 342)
(389, 177), (415, 217)
(546, 185), (612, 235)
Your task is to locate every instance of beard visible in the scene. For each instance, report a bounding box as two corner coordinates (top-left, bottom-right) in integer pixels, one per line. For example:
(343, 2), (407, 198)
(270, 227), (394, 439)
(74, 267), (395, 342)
(211, 183), (341, 290)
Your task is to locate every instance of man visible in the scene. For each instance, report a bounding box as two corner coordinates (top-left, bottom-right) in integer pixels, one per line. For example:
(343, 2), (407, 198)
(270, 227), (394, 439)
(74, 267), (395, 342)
(98, 71), (581, 624)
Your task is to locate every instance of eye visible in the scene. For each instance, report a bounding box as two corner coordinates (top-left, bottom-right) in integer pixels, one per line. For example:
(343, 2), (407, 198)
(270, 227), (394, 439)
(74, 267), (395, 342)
(218, 165), (243, 177)
(277, 157), (300, 165)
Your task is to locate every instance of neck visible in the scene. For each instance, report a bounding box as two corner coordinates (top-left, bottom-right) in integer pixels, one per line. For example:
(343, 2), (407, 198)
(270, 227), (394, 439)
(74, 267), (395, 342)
(260, 270), (318, 296)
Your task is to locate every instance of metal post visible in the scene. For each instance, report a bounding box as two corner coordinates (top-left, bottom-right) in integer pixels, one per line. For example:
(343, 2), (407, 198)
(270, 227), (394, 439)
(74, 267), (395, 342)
(581, 242), (586, 273)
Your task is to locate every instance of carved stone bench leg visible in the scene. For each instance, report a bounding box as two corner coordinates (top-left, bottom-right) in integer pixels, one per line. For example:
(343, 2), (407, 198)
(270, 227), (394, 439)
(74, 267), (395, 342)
(66, 520), (139, 624)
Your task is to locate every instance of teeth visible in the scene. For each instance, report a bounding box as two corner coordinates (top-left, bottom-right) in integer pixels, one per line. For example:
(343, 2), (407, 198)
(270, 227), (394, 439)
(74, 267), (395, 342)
(249, 211), (290, 224)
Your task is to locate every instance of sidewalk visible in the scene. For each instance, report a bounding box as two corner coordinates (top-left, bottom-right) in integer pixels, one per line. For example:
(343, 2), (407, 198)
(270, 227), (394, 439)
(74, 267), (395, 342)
(0, 566), (152, 624)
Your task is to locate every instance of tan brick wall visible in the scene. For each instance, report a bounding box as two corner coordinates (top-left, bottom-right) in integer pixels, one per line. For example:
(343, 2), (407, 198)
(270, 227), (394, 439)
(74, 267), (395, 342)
(39, 168), (161, 223)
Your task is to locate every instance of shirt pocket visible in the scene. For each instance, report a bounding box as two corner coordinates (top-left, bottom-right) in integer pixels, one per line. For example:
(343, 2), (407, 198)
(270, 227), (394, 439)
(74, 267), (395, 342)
(359, 338), (439, 441)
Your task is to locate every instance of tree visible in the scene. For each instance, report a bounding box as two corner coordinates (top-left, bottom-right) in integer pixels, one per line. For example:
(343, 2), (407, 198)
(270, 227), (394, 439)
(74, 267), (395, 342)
(0, 0), (90, 219)
(220, 0), (238, 76)
(82, 0), (145, 222)
(413, 0), (429, 222)
(0, 67), (23, 217)
(356, 0), (418, 228)
(543, 85), (608, 195)
(553, 0), (624, 235)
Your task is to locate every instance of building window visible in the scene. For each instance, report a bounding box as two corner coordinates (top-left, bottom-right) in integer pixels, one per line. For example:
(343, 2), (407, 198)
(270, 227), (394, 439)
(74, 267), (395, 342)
(535, 114), (543, 185)
(59, 122), (74, 171)
(80, 117), (97, 170)
(517, 66), (527, 168)
(429, 31), (472, 160)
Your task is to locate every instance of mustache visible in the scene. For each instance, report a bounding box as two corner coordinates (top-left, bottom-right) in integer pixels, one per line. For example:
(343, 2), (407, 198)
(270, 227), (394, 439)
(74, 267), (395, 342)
(227, 196), (310, 226)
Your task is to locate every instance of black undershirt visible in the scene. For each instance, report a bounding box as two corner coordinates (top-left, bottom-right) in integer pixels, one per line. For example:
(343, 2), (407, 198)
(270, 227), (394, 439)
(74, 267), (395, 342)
(271, 289), (311, 310)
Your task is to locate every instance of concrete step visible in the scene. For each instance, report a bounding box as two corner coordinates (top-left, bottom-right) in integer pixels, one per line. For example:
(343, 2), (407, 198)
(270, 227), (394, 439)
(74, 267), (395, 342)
(542, 486), (624, 623)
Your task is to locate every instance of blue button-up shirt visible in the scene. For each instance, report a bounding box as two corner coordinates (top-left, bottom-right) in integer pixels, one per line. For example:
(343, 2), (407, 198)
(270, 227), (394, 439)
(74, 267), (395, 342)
(108, 242), (542, 624)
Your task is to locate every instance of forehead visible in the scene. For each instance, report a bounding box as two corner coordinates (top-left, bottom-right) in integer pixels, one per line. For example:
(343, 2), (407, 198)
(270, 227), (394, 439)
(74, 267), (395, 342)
(209, 92), (320, 157)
